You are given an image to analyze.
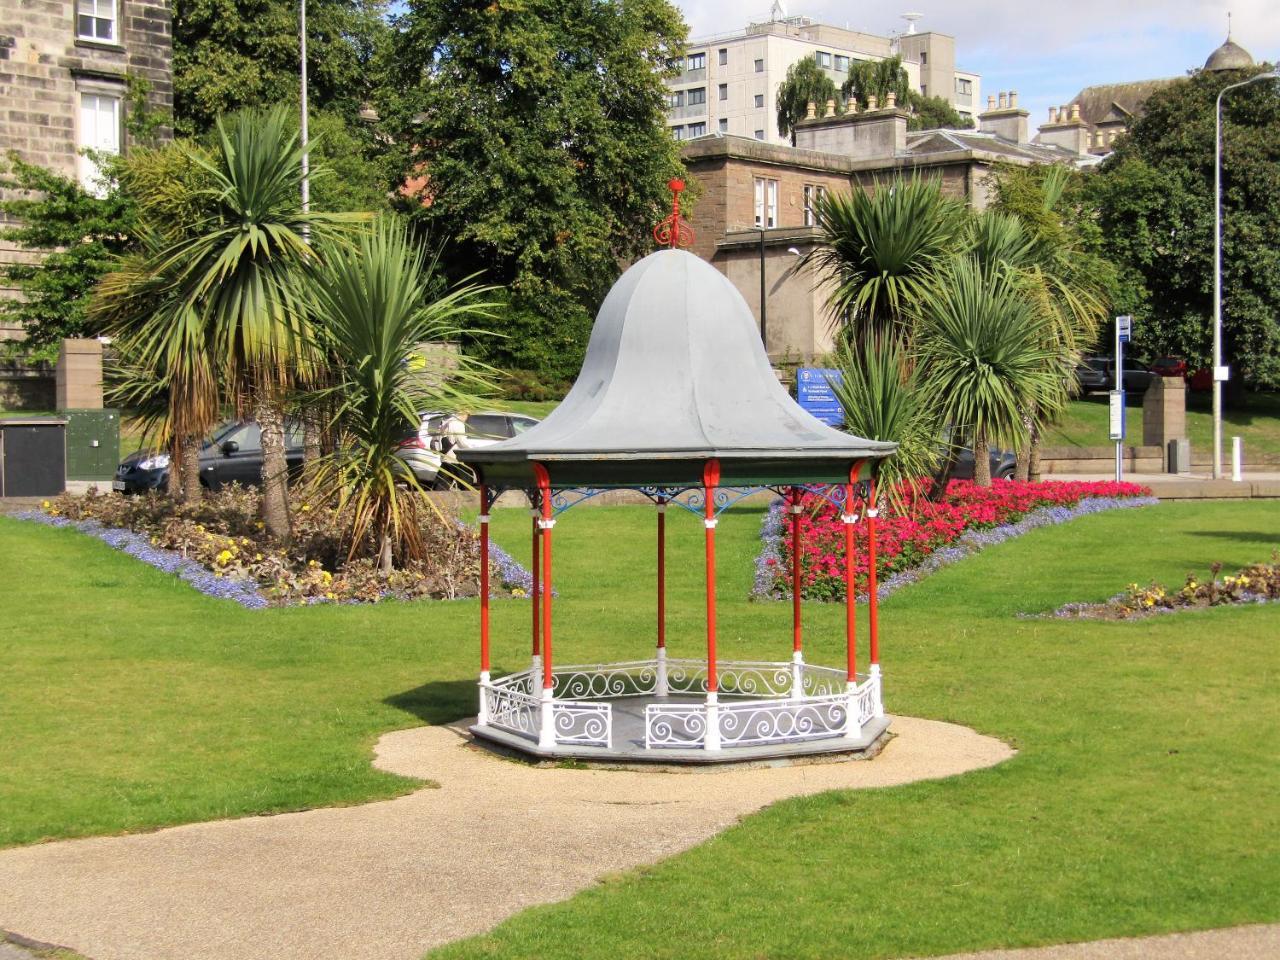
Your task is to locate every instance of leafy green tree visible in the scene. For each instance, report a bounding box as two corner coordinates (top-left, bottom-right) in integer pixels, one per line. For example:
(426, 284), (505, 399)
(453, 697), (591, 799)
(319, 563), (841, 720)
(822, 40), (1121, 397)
(172, 0), (389, 137)
(1087, 64), (1280, 387)
(380, 0), (686, 382)
(0, 155), (136, 348)
(302, 219), (496, 573)
(776, 57), (838, 145)
(805, 177), (968, 340)
(842, 55), (971, 131)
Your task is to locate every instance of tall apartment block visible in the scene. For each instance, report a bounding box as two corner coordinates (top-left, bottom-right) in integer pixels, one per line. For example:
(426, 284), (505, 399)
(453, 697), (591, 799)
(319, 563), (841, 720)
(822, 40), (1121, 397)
(665, 11), (980, 145)
(0, 0), (172, 337)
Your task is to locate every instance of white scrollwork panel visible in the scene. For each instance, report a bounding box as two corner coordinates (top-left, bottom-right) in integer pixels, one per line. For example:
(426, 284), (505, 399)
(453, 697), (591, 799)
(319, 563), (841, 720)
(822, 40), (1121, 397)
(645, 704), (707, 748)
(552, 702), (612, 747)
(718, 695), (849, 746)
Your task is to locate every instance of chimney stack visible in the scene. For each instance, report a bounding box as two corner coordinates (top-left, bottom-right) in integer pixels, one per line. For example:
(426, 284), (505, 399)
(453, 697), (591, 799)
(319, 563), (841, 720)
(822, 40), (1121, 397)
(885, 90), (896, 108)
(824, 97), (836, 118)
(987, 94), (996, 111)
(998, 91), (1008, 109)
(805, 100), (816, 120)
(1070, 102), (1081, 122)
(846, 96), (858, 114)
(978, 87), (1030, 143)
(1009, 90), (1018, 108)
(1048, 106), (1059, 123)
(867, 93), (878, 110)
(1037, 100), (1090, 155)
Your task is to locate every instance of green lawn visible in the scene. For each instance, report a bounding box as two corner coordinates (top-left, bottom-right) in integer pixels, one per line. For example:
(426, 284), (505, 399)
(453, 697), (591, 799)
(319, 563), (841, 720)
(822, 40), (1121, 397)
(1, 501), (1277, 959)
(1047, 390), (1280, 459)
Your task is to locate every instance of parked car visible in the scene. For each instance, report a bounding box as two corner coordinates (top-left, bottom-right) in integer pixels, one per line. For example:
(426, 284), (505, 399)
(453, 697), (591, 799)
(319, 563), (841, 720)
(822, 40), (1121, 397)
(1150, 356), (1188, 378)
(1074, 356), (1156, 395)
(393, 411), (541, 487)
(114, 420), (305, 493)
(952, 446), (1017, 482)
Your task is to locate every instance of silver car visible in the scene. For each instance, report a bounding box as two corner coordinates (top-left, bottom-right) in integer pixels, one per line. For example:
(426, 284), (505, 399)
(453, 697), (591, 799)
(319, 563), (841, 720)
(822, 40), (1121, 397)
(394, 411), (540, 488)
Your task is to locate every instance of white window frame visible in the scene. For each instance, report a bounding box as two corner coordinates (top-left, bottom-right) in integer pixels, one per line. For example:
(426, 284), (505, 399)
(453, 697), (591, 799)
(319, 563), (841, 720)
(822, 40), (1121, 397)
(687, 87), (706, 106)
(671, 125), (685, 141)
(77, 86), (123, 195)
(687, 121), (707, 138)
(815, 51), (831, 68)
(803, 184), (827, 227)
(834, 55), (849, 73)
(687, 52), (706, 70)
(76, 0), (117, 42)
(718, 118), (728, 133)
(754, 128), (765, 141)
(754, 177), (778, 228)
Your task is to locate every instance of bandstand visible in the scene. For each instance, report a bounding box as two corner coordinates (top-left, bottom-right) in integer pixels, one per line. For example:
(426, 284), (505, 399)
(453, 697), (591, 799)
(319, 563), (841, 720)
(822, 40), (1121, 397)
(461, 247), (897, 763)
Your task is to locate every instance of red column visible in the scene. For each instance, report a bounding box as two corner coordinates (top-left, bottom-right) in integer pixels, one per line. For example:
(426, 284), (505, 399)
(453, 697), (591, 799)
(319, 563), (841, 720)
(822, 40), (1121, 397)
(844, 481), (856, 682)
(868, 476), (880, 667)
(530, 511), (540, 658)
(657, 500), (666, 650)
(534, 465), (554, 691)
(703, 461), (720, 693)
(790, 486), (802, 654)
(479, 484), (490, 675)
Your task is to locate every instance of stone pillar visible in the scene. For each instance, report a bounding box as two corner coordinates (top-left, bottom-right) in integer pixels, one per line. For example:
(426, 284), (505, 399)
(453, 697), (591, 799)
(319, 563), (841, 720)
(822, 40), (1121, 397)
(1143, 376), (1186, 472)
(56, 339), (104, 410)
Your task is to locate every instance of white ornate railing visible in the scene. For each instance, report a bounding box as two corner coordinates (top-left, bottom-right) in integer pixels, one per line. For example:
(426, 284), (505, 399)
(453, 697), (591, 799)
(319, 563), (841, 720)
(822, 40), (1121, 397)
(481, 661), (881, 753)
(552, 701), (612, 746)
(484, 674), (540, 742)
(716, 694), (848, 746)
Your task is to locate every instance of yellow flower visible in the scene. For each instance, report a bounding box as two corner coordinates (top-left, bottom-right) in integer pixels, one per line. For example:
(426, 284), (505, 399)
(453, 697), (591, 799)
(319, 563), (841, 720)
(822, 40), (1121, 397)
(215, 549), (234, 566)
(321, 570), (333, 582)
(255, 521), (265, 529)
(308, 559), (319, 568)
(300, 503), (311, 512)
(254, 553), (263, 561)
(41, 500), (50, 509)
(325, 591), (337, 600)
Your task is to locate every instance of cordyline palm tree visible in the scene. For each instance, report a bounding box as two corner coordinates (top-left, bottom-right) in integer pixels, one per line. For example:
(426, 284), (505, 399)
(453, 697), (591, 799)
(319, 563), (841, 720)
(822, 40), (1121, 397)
(831, 330), (941, 508)
(147, 105), (365, 537)
(914, 256), (1062, 487)
(301, 218), (497, 575)
(805, 177), (967, 343)
(967, 199), (1106, 479)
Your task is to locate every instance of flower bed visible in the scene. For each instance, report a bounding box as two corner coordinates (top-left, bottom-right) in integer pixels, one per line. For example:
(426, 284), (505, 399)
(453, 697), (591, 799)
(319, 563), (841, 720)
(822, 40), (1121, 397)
(754, 480), (1156, 602)
(24, 487), (531, 608)
(1050, 556), (1280, 620)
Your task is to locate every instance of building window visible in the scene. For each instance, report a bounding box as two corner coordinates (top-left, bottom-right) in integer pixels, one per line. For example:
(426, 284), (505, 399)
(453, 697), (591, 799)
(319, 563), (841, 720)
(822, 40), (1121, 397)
(754, 94), (764, 108)
(718, 83), (728, 101)
(76, 0), (116, 41)
(666, 90), (685, 109)
(687, 52), (706, 70)
(671, 125), (684, 140)
(815, 51), (831, 68)
(754, 177), (778, 228)
(802, 184), (827, 226)
(920, 51), (928, 66)
(78, 90), (121, 194)
(718, 48), (728, 66)
(687, 87), (706, 106)
(687, 122), (707, 138)
(667, 57), (684, 72)
(754, 129), (765, 140)
(754, 58), (764, 73)
(834, 54), (849, 72)
(718, 118), (728, 132)
(956, 78), (973, 95)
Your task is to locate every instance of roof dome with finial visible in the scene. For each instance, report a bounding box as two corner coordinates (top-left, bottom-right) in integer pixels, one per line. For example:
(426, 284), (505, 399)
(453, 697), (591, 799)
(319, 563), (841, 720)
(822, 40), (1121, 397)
(1204, 17), (1254, 72)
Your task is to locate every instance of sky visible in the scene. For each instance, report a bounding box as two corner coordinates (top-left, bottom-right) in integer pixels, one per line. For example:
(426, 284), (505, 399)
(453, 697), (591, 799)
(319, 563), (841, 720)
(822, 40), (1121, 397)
(672, 0), (1278, 124)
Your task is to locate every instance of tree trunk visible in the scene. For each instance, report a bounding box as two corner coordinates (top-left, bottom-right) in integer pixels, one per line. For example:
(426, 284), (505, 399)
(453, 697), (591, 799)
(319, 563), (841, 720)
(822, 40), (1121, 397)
(256, 392), (292, 542)
(973, 426), (992, 487)
(1029, 421), (1043, 483)
(303, 413), (322, 464)
(378, 531), (393, 577)
(166, 437), (184, 499)
(181, 433), (202, 503)
(1014, 410), (1034, 482)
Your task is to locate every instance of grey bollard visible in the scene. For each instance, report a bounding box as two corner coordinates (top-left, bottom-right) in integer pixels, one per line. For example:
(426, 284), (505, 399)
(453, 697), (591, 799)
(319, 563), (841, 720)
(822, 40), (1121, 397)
(1167, 438), (1191, 474)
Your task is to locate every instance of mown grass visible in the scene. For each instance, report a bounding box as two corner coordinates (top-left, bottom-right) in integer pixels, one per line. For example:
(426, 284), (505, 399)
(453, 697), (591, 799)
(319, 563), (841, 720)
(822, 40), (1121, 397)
(1, 501), (1278, 960)
(1046, 390), (1280, 460)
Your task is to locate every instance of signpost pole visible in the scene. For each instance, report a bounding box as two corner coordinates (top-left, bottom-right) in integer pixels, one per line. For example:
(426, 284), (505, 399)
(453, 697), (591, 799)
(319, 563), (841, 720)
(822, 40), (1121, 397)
(1111, 316), (1131, 483)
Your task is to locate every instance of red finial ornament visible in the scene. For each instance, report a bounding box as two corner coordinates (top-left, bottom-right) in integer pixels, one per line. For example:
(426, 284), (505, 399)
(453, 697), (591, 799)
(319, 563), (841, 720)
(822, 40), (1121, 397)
(653, 177), (695, 250)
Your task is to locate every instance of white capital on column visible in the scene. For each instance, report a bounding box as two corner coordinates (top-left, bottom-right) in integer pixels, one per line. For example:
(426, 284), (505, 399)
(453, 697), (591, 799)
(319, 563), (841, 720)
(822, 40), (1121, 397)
(655, 646), (669, 696)
(477, 670), (491, 725)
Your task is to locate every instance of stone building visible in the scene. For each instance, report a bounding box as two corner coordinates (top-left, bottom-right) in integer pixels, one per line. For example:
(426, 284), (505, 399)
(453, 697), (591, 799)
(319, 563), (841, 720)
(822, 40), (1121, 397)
(0, 0), (173, 339)
(681, 91), (1082, 362)
(666, 9), (980, 146)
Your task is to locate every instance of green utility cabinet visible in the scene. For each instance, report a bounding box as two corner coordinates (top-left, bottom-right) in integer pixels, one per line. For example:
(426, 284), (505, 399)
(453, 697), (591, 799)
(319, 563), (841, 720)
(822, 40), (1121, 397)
(62, 409), (120, 482)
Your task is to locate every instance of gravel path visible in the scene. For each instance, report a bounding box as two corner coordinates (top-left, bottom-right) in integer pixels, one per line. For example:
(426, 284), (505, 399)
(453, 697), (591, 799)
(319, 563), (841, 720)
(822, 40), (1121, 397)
(925, 923), (1280, 959)
(0, 716), (1009, 960)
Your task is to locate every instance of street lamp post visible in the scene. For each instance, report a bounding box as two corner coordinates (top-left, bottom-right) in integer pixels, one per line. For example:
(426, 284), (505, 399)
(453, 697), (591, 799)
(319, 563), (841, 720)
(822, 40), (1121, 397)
(1212, 70), (1278, 478)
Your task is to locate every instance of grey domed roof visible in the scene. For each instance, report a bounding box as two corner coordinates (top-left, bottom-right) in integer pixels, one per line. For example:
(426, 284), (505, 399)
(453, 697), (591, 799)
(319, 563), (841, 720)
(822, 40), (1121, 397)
(1204, 38), (1254, 72)
(462, 250), (895, 489)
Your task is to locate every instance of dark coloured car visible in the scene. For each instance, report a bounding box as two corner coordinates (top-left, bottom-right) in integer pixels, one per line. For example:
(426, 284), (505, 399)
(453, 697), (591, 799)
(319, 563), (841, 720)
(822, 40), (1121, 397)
(1075, 356), (1156, 395)
(1150, 356), (1188, 378)
(114, 421), (305, 494)
(952, 446), (1017, 482)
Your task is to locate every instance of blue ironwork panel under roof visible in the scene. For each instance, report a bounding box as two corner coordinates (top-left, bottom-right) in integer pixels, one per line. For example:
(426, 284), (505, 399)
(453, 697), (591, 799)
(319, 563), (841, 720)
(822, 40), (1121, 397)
(461, 250), (896, 488)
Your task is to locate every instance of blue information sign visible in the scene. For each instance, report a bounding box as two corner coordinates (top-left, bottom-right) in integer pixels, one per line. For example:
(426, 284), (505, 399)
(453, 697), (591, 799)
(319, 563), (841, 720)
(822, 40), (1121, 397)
(795, 367), (844, 427)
